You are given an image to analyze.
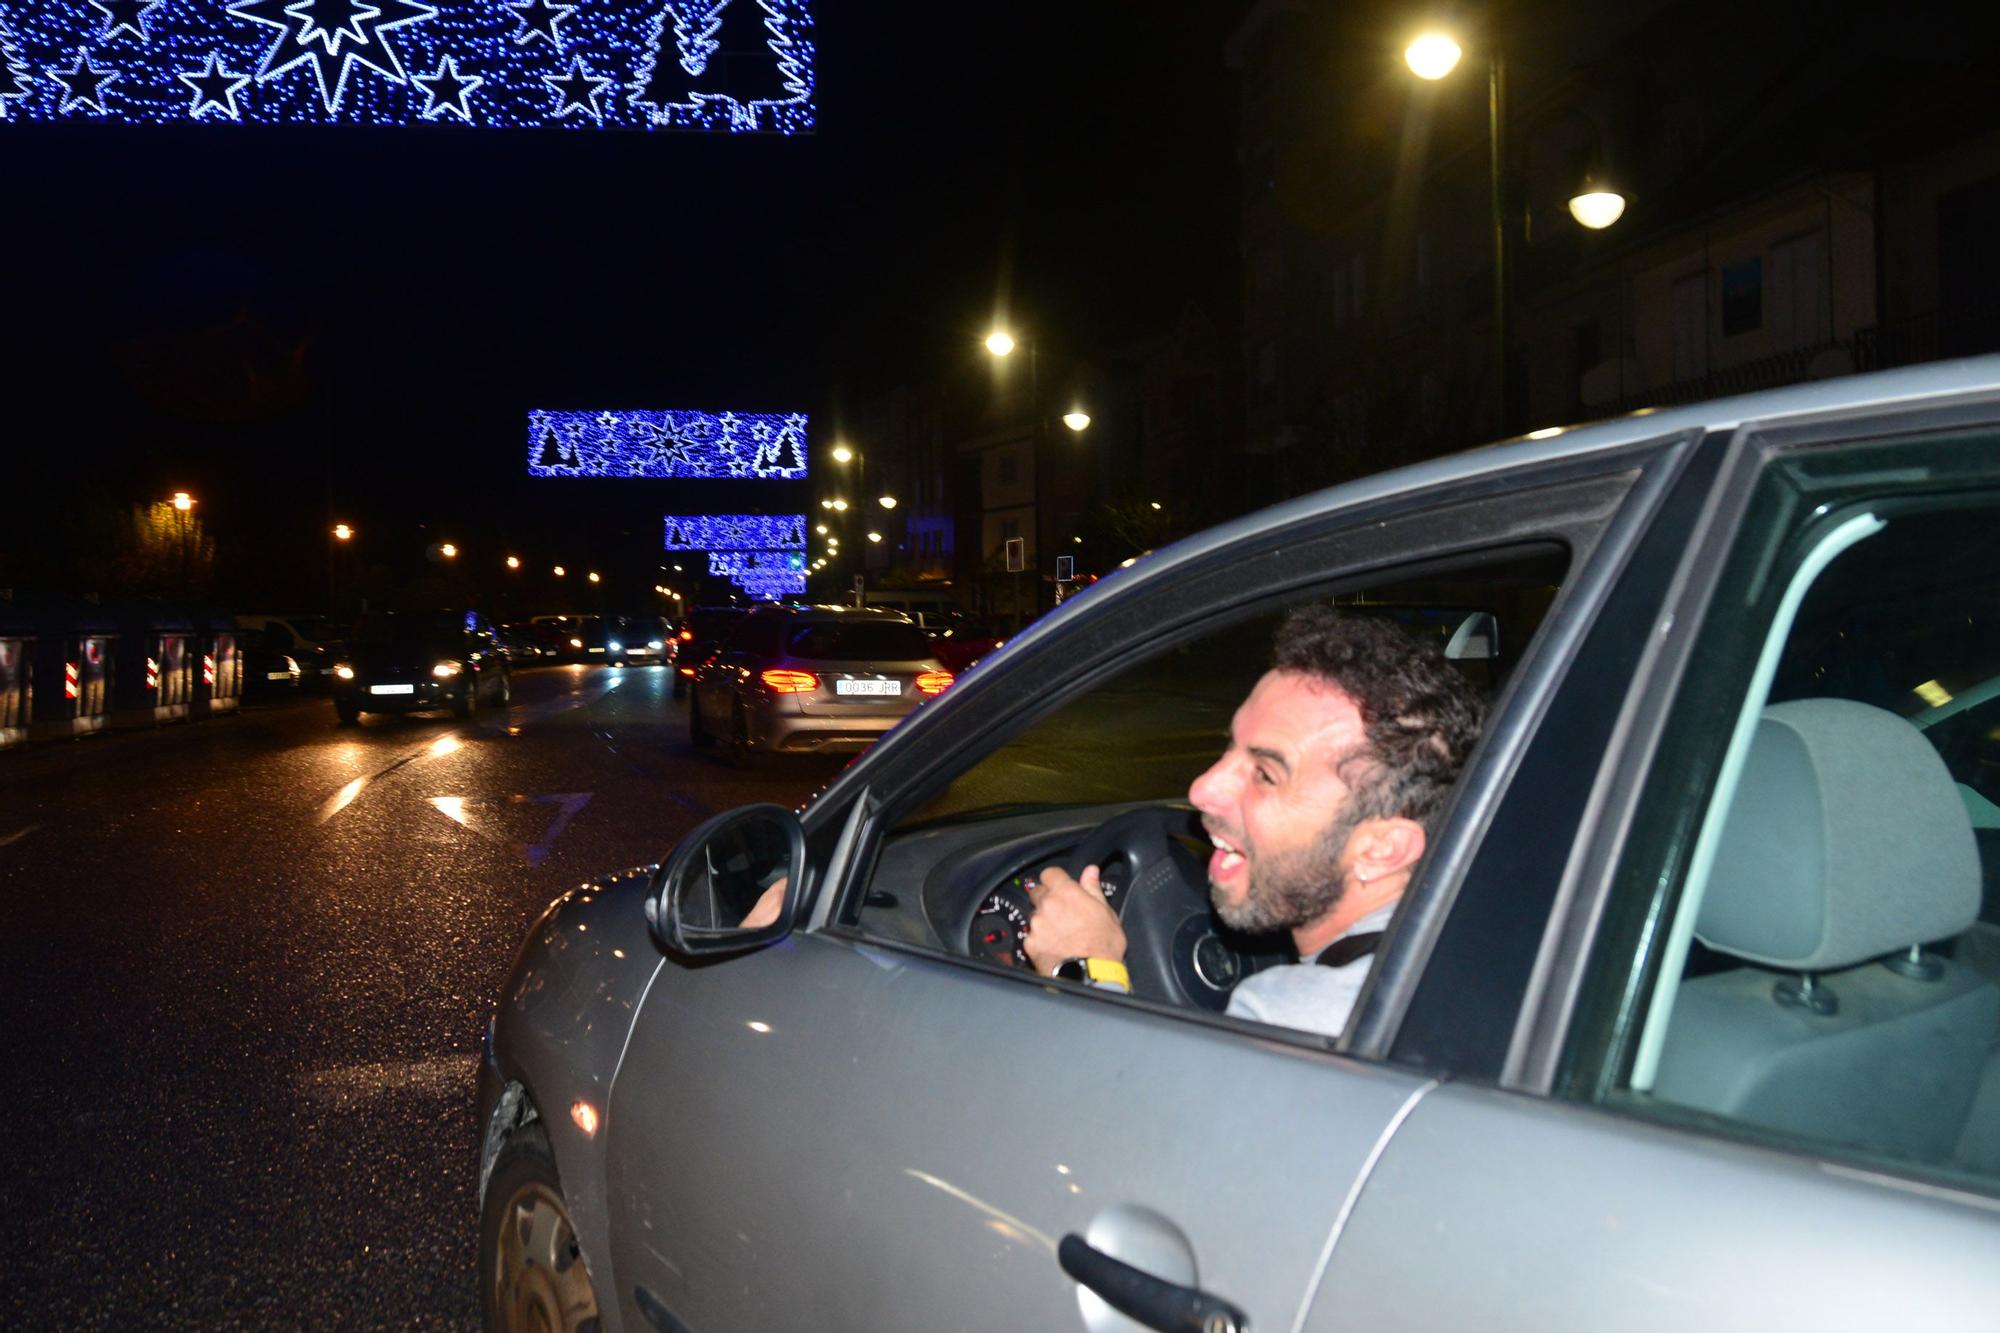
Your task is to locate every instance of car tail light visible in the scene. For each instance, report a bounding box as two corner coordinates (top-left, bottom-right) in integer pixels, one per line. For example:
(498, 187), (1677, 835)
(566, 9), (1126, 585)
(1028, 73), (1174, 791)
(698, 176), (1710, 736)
(678, 665), (696, 676)
(760, 668), (820, 693)
(916, 670), (955, 695)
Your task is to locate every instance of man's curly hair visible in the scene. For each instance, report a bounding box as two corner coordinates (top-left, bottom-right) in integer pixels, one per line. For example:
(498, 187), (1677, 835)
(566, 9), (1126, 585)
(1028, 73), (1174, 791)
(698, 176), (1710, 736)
(1270, 607), (1486, 832)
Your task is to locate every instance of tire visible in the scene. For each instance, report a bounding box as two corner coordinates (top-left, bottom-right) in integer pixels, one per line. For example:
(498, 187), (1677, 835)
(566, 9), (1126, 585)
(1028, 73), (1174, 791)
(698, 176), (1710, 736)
(454, 679), (479, 719)
(496, 670), (512, 707)
(335, 698), (361, 726)
(688, 687), (714, 749)
(479, 1124), (602, 1333)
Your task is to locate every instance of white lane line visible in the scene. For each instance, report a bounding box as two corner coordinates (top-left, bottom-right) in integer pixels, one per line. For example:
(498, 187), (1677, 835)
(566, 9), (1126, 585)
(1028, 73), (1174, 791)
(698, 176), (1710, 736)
(296, 1054), (476, 1102)
(0, 824), (40, 847)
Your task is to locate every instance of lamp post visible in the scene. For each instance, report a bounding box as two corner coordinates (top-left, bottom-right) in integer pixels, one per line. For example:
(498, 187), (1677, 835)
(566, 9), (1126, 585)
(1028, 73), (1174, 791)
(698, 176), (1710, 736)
(986, 329), (1093, 623)
(330, 522), (353, 613)
(1405, 26), (1627, 434)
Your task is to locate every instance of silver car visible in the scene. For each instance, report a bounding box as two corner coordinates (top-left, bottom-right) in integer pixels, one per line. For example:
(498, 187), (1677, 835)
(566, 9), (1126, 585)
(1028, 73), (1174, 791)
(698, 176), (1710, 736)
(686, 605), (951, 763)
(479, 360), (2000, 1333)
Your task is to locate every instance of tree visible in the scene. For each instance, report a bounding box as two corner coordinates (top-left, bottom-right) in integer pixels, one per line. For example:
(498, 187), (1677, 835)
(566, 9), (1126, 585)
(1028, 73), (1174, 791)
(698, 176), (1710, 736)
(673, 0), (729, 75)
(116, 502), (217, 599)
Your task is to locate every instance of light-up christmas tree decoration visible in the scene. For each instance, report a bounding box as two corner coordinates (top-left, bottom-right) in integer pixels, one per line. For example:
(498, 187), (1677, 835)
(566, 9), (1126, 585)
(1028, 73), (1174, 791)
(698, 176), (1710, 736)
(0, 0), (812, 129)
(527, 410), (808, 479)
(0, 10), (36, 118)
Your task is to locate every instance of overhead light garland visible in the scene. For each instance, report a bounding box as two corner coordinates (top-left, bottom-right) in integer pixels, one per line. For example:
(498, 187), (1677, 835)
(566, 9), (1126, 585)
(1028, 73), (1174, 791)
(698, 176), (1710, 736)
(529, 409), (809, 480)
(0, 0), (814, 130)
(663, 514), (804, 550)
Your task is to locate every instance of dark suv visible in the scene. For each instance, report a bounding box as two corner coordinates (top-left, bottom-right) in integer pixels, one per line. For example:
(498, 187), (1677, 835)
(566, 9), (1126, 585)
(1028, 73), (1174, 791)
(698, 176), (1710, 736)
(331, 610), (511, 725)
(671, 605), (752, 698)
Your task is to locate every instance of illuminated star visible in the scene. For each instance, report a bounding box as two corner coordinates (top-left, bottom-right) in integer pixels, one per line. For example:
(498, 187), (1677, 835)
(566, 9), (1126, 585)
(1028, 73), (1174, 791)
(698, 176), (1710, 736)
(178, 51), (252, 119)
(48, 49), (119, 114)
(285, 0), (379, 53)
(543, 55), (610, 122)
(91, 0), (163, 41)
(229, 0), (436, 113)
(596, 411), (619, 426)
(414, 54), (481, 121)
(506, 0), (574, 47)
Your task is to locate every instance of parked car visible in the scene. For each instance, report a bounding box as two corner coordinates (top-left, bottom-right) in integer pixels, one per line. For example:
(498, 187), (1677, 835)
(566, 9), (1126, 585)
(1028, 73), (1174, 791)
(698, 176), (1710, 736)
(480, 362), (2000, 1333)
(233, 613), (345, 688)
(670, 604), (751, 698)
(687, 605), (950, 764)
(332, 609), (510, 724)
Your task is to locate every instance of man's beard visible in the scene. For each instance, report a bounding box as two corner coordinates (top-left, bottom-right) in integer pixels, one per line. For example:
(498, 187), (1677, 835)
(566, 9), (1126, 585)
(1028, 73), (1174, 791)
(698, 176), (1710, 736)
(1209, 806), (1363, 934)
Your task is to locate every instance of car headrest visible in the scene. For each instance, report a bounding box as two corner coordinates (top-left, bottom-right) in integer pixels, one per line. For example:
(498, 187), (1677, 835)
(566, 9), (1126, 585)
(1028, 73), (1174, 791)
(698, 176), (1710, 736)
(1697, 698), (1980, 971)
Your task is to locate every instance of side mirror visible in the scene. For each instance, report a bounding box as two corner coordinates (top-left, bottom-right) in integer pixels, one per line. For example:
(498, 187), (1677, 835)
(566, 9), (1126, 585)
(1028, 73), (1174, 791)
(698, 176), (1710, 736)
(647, 804), (805, 956)
(1444, 611), (1500, 662)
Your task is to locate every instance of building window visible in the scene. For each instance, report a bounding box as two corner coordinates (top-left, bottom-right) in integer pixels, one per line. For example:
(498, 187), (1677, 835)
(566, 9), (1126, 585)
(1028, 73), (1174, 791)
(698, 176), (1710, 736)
(1721, 258), (1763, 337)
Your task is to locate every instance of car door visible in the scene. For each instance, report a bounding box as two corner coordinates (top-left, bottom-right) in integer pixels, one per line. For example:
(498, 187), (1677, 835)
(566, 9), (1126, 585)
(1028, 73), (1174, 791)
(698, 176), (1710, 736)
(1309, 405), (2000, 1327)
(603, 434), (1692, 1333)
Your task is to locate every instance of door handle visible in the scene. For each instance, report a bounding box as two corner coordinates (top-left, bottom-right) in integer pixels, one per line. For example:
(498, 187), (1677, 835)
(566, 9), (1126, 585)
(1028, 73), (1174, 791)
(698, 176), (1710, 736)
(1057, 1233), (1250, 1333)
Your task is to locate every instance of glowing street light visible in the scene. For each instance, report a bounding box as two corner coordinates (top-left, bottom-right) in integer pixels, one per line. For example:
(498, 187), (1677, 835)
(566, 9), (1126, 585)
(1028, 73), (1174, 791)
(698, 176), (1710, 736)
(1062, 412), (1092, 433)
(831, 499), (848, 512)
(815, 523), (829, 535)
(554, 565), (567, 577)
(505, 555), (521, 569)
(878, 495), (898, 509)
(440, 543), (458, 558)
(1403, 31), (1463, 80)
(587, 571), (601, 584)
(332, 523), (353, 541)
(170, 491), (195, 512)
(984, 330), (1017, 358)
(1568, 180), (1629, 229)
(831, 444), (854, 464)
(867, 531), (883, 543)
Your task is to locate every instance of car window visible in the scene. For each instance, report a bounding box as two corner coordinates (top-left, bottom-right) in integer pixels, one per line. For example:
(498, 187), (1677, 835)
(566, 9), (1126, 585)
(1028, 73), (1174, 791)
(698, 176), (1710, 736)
(787, 621), (932, 661)
(844, 546), (1568, 1038)
(1564, 430), (2000, 1194)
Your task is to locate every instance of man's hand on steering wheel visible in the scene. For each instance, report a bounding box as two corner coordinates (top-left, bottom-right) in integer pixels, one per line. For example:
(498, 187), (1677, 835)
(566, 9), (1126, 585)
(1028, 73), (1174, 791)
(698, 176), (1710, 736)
(1023, 865), (1126, 977)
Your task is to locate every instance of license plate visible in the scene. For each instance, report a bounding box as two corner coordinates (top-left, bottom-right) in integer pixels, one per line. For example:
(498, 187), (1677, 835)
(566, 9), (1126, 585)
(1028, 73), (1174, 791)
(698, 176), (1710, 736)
(627, 646), (654, 655)
(370, 684), (415, 695)
(266, 671), (292, 681)
(836, 678), (900, 696)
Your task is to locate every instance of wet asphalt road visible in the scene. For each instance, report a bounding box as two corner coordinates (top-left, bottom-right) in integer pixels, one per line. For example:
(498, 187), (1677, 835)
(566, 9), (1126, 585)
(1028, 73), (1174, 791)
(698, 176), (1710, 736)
(0, 665), (844, 1328)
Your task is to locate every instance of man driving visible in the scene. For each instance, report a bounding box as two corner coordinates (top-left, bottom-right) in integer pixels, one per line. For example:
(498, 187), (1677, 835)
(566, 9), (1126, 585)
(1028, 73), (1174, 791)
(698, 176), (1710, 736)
(1021, 607), (1484, 1037)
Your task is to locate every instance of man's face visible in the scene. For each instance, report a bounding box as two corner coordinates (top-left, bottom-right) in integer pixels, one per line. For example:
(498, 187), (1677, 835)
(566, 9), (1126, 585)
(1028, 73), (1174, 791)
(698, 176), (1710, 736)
(1188, 669), (1371, 933)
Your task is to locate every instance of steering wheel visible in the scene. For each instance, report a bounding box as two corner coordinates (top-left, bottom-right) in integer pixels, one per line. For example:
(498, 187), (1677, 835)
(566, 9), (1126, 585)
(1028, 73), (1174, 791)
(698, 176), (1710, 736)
(1059, 805), (1244, 1009)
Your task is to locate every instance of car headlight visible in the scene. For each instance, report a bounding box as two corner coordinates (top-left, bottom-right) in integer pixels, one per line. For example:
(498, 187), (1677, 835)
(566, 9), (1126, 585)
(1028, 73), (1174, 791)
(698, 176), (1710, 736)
(649, 639), (664, 650)
(608, 641), (624, 653)
(432, 661), (462, 678)
(334, 664), (355, 680)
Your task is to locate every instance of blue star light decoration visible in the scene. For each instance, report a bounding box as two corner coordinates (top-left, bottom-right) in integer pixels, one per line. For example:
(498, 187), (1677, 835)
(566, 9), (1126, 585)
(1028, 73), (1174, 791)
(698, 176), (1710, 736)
(723, 568), (806, 598)
(707, 549), (806, 577)
(0, 0), (813, 129)
(530, 410), (808, 481)
(664, 515), (805, 551)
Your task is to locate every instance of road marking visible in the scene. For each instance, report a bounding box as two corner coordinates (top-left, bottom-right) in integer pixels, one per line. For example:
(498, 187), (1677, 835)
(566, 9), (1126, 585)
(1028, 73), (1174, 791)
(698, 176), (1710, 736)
(429, 792), (594, 865)
(296, 1054), (475, 1102)
(0, 823), (40, 847)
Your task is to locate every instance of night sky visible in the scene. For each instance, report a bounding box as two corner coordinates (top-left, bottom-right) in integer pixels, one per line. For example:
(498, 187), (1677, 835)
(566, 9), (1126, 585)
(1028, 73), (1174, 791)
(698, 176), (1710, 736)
(0, 1), (1245, 611)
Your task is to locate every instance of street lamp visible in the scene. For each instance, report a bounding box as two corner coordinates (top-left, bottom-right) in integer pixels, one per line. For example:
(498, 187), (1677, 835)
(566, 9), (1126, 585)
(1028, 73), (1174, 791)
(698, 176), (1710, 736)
(170, 491), (195, 512)
(440, 543), (458, 559)
(332, 523), (353, 541)
(553, 564), (566, 577)
(1404, 26), (1626, 431)
(984, 330), (1016, 358)
(506, 555), (520, 569)
(1062, 411), (1091, 433)
(587, 571), (601, 584)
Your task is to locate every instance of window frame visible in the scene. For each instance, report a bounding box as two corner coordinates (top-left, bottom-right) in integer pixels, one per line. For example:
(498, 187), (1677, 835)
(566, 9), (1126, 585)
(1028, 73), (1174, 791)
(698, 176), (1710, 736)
(807, 440), (1685, 1064)
(1505, 388), (2000, 1105)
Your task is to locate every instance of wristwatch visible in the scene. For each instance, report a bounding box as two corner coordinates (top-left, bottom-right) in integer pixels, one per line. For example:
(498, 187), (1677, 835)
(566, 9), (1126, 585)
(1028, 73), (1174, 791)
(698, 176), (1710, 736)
(1054, 956), (1131, 993)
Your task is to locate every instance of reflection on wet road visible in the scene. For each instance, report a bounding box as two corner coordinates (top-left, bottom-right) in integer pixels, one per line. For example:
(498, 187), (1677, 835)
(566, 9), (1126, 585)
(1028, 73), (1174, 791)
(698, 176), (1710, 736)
(0, 665), (843, 1326)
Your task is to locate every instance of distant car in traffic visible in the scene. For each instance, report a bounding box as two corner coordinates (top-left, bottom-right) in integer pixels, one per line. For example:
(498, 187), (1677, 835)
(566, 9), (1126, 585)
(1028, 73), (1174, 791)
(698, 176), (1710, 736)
(498, 621), (564, 663)
(687, 604), (950, 764)
(332, 610), (511, 724)
(601, 614), (673, 667)
(234, 613), (345, 688)
(240, 626), (304, 700)
(670, 605), (751, 698)
(481, 362), (2000, 1333)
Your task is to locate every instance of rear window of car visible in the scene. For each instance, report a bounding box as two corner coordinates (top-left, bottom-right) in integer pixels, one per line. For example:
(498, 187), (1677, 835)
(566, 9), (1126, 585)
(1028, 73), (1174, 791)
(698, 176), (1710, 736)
(787, 621), (932, 661)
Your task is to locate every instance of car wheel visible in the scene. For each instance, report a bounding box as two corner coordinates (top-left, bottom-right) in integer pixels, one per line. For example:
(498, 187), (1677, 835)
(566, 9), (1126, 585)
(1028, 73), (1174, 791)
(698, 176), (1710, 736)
(454, 679), (478, 719)
(688, 687), (714, 749)
(497, 670), (512, 706)
(479, 1124), (602, 1333)
(335, 698), (360, 726)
